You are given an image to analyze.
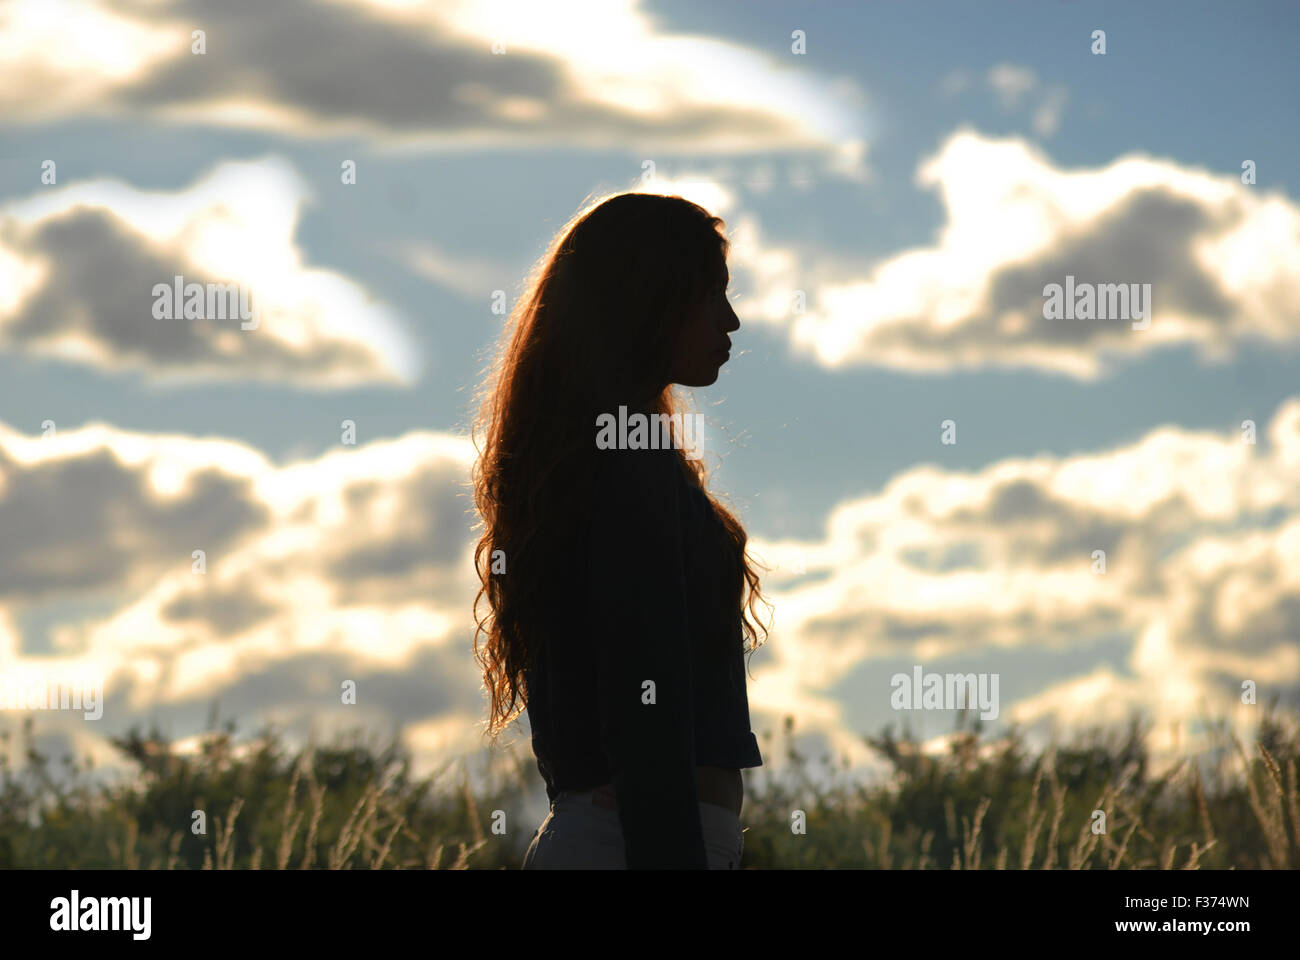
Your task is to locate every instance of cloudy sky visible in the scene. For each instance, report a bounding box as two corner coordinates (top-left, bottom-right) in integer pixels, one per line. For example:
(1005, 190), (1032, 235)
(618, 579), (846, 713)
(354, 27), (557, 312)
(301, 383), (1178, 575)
(1, 0), (1298, 810)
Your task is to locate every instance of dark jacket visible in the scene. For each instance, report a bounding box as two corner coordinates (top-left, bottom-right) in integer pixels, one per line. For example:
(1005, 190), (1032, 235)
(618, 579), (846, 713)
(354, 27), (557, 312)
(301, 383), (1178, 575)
(523, 442), (763, 868)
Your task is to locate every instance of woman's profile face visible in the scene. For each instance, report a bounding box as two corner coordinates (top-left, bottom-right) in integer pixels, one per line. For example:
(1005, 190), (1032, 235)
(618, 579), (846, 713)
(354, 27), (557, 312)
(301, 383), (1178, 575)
(668, 265), (741, 387)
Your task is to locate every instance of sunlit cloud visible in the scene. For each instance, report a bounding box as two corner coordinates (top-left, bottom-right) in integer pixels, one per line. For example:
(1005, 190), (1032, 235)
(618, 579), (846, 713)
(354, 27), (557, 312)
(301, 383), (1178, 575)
(0, 417), (483, 773)
(728, 129), (1300, 378)
(3, 396), (1299, 783)
(0, 0), (184, 114)
(746, 396), (1300, 770)
(0, 156), (419, 386)
(2, 0), (870, 156)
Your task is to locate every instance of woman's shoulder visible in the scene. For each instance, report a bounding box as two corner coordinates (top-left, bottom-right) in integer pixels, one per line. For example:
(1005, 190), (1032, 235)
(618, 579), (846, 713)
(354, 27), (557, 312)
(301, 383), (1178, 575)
(589, 445), (689, 531)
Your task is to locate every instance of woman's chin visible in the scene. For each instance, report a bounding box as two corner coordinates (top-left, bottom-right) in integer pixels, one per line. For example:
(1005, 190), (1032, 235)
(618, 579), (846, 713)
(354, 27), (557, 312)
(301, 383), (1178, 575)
(672, 368), (719, 388)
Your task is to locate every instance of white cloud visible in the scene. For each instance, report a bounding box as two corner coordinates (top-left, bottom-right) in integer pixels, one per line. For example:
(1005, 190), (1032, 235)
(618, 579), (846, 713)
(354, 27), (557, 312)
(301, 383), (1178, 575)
(0, 0), (183, 112)
(1, 0), (869, 155)
(4, 399), (1299, 785)
(982, 64), (1067, 136)
(0, 156), (419, 386)
(401, 243), (514, 302)
(744, 397), (1300, 773)
(727, 129), (1300, 378)
(987, 63), (1037, 110)
(1033, 85), (1068, 136)
(0, 417), (485, 775)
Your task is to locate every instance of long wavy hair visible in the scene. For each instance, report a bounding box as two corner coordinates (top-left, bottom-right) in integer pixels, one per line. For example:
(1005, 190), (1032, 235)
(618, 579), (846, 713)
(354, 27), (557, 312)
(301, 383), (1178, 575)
(470, 191), (772, 744)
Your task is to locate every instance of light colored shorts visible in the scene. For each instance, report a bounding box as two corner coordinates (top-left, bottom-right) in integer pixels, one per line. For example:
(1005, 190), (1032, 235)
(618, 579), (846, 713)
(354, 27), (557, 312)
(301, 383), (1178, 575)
(521, 789), (746, 869)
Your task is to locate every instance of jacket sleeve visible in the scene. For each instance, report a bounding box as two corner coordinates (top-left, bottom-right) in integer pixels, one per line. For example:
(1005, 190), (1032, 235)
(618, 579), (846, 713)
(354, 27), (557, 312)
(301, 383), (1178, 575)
(586, 446), (707, 869)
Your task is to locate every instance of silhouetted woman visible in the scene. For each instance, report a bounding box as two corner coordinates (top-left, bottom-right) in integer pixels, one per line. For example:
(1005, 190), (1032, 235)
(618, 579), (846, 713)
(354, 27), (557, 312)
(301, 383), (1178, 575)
(471, 191), (771, 869)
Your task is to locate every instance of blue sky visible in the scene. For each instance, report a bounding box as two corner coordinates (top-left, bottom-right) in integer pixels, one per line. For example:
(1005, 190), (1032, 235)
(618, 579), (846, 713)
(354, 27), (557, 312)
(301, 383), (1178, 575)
(1, 0), (1297, 805)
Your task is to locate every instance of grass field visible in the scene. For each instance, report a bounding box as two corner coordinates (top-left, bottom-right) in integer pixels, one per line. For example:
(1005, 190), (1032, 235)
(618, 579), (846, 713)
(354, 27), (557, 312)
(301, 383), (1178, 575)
(2, 706), (1296, 869)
